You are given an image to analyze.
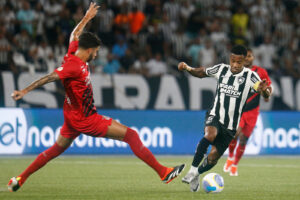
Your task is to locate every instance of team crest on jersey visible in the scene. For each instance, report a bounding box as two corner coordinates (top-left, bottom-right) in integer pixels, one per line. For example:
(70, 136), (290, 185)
(237, 76), (245, 84)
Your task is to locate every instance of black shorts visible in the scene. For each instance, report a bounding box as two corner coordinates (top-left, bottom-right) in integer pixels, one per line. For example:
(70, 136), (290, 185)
(205, 113), (236, 156)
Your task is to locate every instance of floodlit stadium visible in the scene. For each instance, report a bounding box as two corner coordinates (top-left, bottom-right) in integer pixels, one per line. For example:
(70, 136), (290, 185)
(0, 0), (299, 200)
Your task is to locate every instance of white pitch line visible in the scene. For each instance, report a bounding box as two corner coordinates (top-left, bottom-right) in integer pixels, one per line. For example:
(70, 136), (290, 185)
(239, 163), (300, 169)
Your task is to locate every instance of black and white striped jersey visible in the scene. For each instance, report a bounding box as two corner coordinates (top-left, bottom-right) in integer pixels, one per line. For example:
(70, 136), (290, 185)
(205, 63), (261, 131)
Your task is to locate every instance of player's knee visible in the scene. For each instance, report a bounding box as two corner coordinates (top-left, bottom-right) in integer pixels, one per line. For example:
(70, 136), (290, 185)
(207, 156), (218, 165)
(123, 128), (139, 143)
(239, 134), (248, 146)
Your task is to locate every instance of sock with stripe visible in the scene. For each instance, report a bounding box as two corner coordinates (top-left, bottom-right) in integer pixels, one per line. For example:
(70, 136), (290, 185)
(228, 139), (237, 158)
(233, 144), (246, 165)
(123, 128), (167, 178)
(198, 156), (216, 174)
(191, 137), (211, 167)
(18, 143), (67, 185)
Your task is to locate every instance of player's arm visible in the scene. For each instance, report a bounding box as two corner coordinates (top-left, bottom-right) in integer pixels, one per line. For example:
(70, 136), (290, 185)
(69, 2), (100, 43)
(263, 85), (272, 102)
(11, 71), (60, 101)
(178, 62), (208, 78)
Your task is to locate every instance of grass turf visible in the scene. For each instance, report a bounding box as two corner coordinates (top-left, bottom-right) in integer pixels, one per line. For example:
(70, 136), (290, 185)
(0, 156), (300, 200)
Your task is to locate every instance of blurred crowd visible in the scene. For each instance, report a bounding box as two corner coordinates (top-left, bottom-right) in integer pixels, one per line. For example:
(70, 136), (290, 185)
(0, 0), (299, 78)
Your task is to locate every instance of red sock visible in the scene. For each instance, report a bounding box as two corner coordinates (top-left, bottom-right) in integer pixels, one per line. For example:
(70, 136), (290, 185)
(228, 139), (237, 158)
(123, 128), (168, 178)
(18, 143), (66, 185)
(233, 144), (246, 165)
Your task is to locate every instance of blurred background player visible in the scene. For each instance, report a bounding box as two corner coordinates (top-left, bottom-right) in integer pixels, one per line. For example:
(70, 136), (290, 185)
(7, 3), (184, 192)
(223, 48), (273, 176)
(178, 45), (271, 192)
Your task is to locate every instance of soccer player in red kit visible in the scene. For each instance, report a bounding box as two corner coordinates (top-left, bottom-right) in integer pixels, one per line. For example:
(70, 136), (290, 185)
(223, 48), (272, 176)
(8, 3), (184, 192)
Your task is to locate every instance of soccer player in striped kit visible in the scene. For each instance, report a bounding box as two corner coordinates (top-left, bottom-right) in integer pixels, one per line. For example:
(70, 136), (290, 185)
(223, 48), (272, 176)
(178, 45), (271, 192)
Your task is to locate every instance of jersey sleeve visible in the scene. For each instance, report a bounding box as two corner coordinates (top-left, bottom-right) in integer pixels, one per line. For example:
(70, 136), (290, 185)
(205, 64), (223, 79)
(54, 60), (81, 80)
(250, 71), (262, 92)
(67, 41), (79, 54)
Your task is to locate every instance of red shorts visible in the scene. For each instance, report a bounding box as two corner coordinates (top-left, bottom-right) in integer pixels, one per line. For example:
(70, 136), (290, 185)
(60, 113), (112, 139)
(239, 108), (259, 138)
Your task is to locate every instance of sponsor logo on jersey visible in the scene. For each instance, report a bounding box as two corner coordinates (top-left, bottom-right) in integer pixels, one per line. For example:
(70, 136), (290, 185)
(219, 83), (241, 98)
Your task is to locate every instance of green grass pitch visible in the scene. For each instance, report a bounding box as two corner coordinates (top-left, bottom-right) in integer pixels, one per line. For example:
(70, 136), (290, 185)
(1, 156), (300, 200)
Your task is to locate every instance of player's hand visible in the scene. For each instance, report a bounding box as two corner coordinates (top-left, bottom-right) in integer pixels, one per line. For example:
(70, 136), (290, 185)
(257, 79), (268, 92)
(178, 62), (188, 71)
(84, 2), (100, 21)
(11, 90), (26, 101)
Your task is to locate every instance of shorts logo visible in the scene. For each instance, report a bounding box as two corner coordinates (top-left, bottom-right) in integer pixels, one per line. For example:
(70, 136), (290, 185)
(238, 76), (245, 84)
(206, 116), (214, 124)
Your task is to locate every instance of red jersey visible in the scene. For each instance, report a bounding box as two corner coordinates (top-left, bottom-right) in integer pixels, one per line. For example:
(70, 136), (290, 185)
(243, 65), (271, 112)
(54, 41), (97, 122)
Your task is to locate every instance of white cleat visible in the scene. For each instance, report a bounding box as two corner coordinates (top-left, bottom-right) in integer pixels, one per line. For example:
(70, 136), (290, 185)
(182, 172), (197, 184)
(190, 175), (200, 192)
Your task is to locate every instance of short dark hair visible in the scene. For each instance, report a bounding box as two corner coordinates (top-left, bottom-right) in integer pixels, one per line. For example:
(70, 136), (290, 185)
(78, 32), (102, 49)
(231, 45), (247, 57)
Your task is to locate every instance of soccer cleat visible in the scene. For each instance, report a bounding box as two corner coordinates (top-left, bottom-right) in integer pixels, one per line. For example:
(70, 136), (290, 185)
(8, 177), (22, 192)
(182, 171), (197, 184)
(223, 158), (234, 172)
(189, 175), (200, 192)
(230, 165), (238, 176)
(161, 164), (185, 184)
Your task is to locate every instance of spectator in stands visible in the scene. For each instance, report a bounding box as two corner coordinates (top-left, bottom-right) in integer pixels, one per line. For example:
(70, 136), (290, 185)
(103, 53), (121, 74)
(128, 6), (145, 34)
(131, 54), (149, 76)
(0, 27), (12, 71)
(114, 6), (130, 33)
(1, 4), (16, 34)
(199, 39), (216, 67)
(146, 23), (165, 57)
(146, 53), (167, 77)
(187, 37), (203, 66)
(159, 12), (177, 43)
(255, 35), (277, 73)
(112, 35), (128, 59)
(120, 49), (135, 73)
(231, 7), (249, 38)
(96, 3), (114, 46)
(17, 1), (35, 35)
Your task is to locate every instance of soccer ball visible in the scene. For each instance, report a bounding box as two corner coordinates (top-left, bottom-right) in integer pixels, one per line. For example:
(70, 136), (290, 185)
(202, 173), (224, 193)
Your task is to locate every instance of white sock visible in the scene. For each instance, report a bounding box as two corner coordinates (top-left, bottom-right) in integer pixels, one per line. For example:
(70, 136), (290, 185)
(189, 166), (199, 175)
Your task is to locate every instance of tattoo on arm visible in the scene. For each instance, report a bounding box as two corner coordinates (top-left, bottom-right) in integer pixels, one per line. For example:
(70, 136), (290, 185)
(23, 72), (60, 94)
(187, 67), (208, 78)
(69, 17), (89, 42)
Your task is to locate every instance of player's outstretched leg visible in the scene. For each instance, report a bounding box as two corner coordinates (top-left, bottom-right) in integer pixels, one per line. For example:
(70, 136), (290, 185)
(189, 146), (221, 192)
(8, 135), (72, 192)
(224, 139), (237, 172)
(123, 127), (185, 184)
(106, 120), (185, 184)
(182, 137), (211, 185)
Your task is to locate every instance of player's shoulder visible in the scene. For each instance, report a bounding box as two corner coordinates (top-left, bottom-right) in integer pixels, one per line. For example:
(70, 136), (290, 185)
(252, 65), (268, 73)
